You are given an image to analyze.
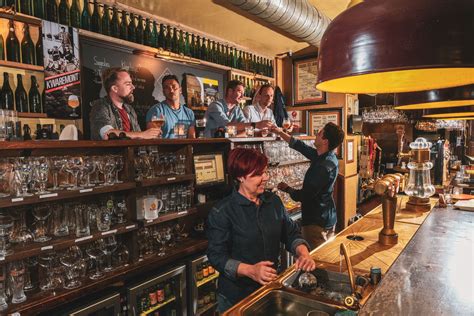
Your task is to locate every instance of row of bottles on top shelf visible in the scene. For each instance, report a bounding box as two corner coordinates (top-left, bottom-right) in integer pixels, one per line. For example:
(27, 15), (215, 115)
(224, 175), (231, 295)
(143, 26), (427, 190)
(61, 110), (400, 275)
(11, 0), (274, 77)
(0, 235), (130, 311)
(195, 261), (216, 282)
(0, 19), (43, 66)
(0, 72), (43, 112)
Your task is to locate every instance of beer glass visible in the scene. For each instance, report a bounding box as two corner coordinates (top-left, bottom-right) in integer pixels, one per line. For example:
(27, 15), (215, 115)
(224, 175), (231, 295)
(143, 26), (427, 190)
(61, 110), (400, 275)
(74, 204), (90, 237)
(0, 215), (13, 258)
(9, 260), (26, 303)
(68, 95), (80, 118)
(32, 206), (52, 243)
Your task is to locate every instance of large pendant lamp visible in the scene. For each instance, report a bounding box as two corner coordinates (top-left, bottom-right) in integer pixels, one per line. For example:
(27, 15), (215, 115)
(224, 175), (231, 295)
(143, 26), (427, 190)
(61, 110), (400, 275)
(422, 106), (474, 119)
(316, 0), (474, 94)
(393, 84), (474, 110)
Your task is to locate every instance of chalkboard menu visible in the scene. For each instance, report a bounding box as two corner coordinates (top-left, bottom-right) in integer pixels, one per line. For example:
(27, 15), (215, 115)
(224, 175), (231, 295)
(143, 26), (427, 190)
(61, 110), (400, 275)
(80, 38), (225, 139)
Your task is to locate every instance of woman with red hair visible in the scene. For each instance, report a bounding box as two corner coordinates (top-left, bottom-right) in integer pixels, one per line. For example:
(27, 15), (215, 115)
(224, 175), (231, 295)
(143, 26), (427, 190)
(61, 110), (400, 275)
(206, 147), (315, 313)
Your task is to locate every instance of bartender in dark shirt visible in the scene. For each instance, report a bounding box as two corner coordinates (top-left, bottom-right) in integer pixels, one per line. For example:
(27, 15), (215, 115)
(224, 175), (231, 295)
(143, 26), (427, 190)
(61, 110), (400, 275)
(276, 122), (345, 249)
(206, 148), (315, 313)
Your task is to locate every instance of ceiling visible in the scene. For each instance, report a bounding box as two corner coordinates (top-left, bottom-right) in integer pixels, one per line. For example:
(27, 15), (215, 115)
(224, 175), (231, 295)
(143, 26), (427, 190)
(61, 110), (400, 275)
(117, 0), (350, 57)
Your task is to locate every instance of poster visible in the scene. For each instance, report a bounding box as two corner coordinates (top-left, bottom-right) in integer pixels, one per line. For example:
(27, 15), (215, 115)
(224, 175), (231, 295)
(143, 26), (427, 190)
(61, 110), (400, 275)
(42, 21), (81, 119)
(185, 74), (219, 108)
(293, 57), (326, 105)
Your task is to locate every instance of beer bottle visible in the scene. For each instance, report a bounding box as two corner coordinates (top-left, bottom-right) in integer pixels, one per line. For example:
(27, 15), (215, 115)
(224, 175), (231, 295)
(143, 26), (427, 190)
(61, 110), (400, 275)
(46, 0), (59, 22)
(237, 50), (243, 70)
(58, 0), (71, 26)
(178, 29), (185, 55)
(21, 23), (35, 65)
(120, 11), (129, 40)
(29, 75), (42, 113)
(110, 6), (120, 38)
(165, 25), (171, 51)
(70, 0), (81, 28)
(184, 32), (190, 57)
(135, 15), (144, 44)
(171, 27), (178, 54)
(225, 45), (230, 66)
(200, 37), (207, 61)
(151, 21), (158, 48)
(90, 0), (101, 33)
(1, 72), (14, 110)
(157, 23), (165, 49)
(127, 13), (136, 43)
(35, 29), (43, 66)
(0, 34), (5, 61)
(81, 0), (91, 31)
(6, 20), (20, 63)
(101, 4), (111, 36)
(189, 33), (196, 58)
(143, 18), (152, 46)
(216, 42), (222, 64)
(15, 74), (28, 113)
(208, 39), (214, 63)
(19, 0), (32, 15)
(33, 0), (45, 19)
(195, 36), (201, 60)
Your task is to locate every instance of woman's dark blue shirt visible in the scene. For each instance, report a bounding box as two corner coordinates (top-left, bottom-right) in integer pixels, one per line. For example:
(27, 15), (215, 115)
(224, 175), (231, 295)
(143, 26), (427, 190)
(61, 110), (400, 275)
(206, 190), (308, 305)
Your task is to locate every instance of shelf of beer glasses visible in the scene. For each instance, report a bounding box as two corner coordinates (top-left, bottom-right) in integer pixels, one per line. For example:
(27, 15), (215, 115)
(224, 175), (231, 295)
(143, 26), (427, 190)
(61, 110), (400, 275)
(6, 238), (208, 314)
(137, 174), (196, 188)
(141, 207), (198, 227)
(0, 182), (136, 208)
(3, 223), (138, 264)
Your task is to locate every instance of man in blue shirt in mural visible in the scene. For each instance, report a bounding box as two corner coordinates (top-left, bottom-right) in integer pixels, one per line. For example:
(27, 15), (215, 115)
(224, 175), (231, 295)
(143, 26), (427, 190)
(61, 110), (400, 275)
(146, 74), (196, 138)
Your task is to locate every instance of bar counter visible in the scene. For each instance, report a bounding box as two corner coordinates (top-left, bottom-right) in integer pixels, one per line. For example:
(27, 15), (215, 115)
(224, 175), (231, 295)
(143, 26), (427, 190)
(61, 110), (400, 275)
(224, 197), (473, 315)
(359, 205), (474, 315)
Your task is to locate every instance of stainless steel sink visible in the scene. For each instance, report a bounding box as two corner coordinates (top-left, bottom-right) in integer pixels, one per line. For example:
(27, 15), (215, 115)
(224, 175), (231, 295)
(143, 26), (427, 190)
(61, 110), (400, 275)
(282, 268), (358, 305)
(241, 289), (346, 316)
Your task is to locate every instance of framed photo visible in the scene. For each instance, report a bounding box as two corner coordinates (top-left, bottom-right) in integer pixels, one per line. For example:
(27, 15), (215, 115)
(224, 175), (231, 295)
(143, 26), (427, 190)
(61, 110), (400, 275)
(346, 139), (355, 163)
(308, 108), (343, 159)
(345, 94), (358, 115)
(293, 57), (326, 105)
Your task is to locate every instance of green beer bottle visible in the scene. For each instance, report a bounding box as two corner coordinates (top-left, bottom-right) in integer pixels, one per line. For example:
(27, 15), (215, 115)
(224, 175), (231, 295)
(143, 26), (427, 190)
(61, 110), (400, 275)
(119, 11), (128, 40)
(91, 0), (101, 33)
(58, 0), (71, 26)
(70, 0), (81, 28)
(15, 74), (28, 113)
(81, 0), (91, 31)
(101, 4), (110, 36)
(21, 23), (35, 64)
(6, 20), (20, 63)
(110, 6), (120, 38)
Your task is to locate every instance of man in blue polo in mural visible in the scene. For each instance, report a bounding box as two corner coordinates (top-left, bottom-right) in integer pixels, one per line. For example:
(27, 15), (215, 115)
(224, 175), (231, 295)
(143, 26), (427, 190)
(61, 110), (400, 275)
(146, 74), (196, 138)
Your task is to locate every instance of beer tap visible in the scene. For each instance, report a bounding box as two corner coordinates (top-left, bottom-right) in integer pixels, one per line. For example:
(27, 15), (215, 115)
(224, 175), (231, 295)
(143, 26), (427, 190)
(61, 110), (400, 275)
(374, 173), (403, 245)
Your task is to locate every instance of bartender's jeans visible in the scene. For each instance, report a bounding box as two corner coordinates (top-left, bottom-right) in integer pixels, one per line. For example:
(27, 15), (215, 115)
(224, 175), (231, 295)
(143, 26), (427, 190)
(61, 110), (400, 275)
(302, 224), (336, 250)
(217, 293), (234, 314)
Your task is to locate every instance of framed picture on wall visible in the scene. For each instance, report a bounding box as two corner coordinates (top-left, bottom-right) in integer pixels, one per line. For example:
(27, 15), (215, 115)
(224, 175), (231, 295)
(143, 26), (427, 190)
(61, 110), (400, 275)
(346, 139), (354, 163)
(293, 57), (326, 106)
(308, 108), (343, 159)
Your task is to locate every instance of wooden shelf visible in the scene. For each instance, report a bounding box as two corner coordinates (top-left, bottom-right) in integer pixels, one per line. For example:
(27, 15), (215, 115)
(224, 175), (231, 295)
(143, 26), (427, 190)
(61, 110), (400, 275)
(137, 174), (196, 188)
(141, 296), (176, 316)
(141, 207), (198, 227)
(18, 112), (48, 119)
(0, 9), (42, 25)
(6, 238), (208, 314)
(196, 272), (219, 288)
(0, 182), (136, 208)
(189, 106), (209, 111)
(0, 60), (44, 72)
(3, 223), (138, 263)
